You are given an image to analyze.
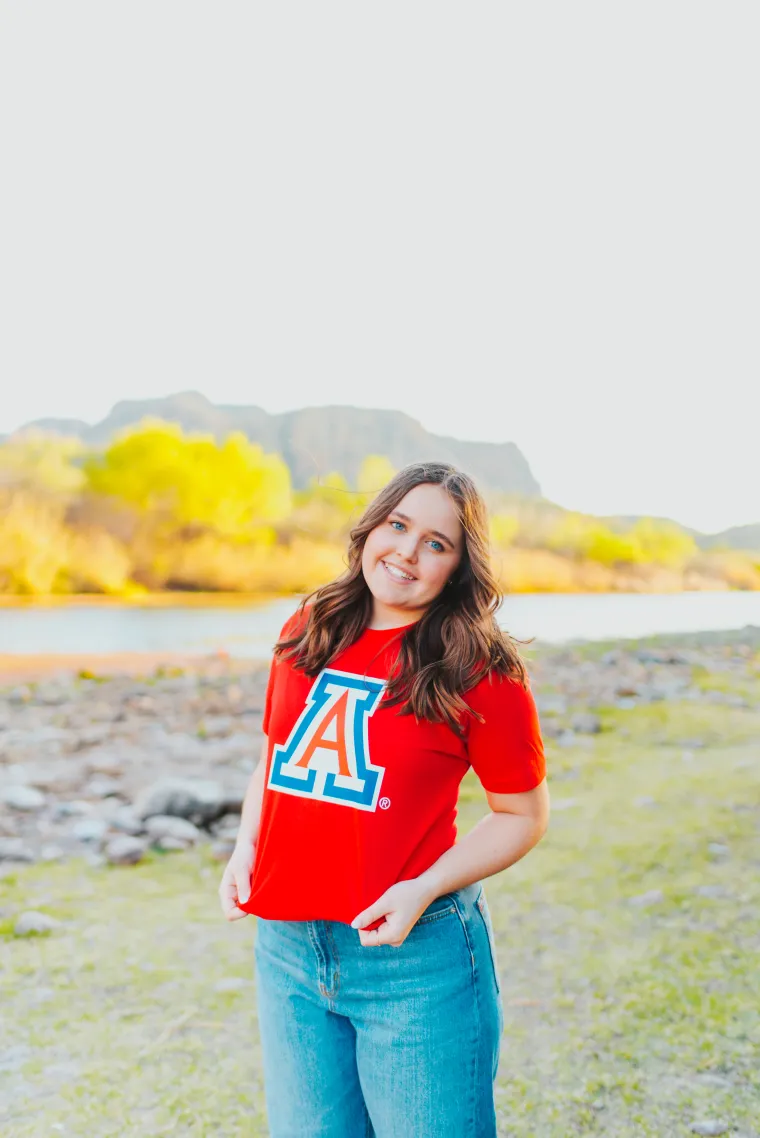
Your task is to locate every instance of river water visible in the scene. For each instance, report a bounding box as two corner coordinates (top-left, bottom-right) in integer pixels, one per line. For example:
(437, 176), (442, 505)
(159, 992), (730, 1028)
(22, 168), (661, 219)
(1, 592), (759, 658)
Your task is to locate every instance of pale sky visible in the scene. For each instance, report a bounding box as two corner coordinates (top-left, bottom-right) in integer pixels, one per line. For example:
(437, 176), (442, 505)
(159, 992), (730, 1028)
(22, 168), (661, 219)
(1, 3), (758, 535)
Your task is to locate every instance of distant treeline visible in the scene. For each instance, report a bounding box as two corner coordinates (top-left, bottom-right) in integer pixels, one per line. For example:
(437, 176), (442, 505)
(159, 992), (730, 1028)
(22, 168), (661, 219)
(0, 422), (758, 596)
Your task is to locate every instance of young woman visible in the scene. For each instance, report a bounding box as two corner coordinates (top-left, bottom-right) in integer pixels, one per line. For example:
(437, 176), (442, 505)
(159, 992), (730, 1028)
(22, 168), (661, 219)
(219, 461), (550, 1137)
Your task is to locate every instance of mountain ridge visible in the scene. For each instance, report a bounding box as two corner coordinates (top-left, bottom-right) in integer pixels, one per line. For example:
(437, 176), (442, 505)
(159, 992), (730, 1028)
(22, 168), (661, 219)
(6, 391), (542, 497)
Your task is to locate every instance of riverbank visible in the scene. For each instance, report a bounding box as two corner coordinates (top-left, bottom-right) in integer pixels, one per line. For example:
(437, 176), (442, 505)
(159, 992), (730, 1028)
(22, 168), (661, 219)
(1, 627), (758, 1136)
(0, 591), (279, 608)
(1, 626), (759, 868)
(0, 652), (235, 684)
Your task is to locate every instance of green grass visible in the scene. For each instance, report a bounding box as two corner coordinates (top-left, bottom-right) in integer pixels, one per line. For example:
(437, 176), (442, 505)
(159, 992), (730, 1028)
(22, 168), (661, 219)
(1, 673), (759, 1136)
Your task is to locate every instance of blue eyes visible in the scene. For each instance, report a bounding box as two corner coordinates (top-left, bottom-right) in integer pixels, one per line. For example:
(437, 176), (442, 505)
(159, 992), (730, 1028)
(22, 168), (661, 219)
(388, 519), (444, 553)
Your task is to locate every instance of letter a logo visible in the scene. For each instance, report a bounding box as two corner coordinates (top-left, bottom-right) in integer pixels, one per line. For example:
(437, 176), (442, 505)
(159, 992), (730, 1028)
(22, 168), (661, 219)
(267, 668), (386, 810)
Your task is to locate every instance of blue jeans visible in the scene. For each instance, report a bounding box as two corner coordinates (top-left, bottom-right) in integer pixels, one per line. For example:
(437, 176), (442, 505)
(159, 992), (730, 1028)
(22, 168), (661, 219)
(253, 881), (504, 1137)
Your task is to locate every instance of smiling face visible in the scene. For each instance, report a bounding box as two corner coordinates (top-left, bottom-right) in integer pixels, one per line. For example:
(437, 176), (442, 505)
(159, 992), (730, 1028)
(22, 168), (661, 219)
(360, 482), (465, 628)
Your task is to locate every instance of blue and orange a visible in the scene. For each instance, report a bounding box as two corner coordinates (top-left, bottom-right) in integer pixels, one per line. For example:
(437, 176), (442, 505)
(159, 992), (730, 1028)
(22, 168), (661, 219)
(267, 669), (386, 811)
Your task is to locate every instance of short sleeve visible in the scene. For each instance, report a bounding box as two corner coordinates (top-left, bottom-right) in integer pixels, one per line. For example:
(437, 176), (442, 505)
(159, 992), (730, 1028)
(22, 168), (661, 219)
(261, 608), (306, 736)
(464, 672), (546, 793)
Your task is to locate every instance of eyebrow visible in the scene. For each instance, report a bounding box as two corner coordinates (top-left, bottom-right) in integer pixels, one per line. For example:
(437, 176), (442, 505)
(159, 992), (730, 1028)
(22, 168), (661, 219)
(391, 511), (457, 550)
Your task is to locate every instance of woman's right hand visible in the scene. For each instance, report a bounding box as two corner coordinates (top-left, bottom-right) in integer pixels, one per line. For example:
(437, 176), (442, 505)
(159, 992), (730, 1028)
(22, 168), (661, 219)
(218, 841), (256, 921)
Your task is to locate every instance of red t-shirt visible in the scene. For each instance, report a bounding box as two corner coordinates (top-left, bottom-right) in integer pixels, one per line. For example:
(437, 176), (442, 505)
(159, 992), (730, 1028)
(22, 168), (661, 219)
(238, 612), (545, 926)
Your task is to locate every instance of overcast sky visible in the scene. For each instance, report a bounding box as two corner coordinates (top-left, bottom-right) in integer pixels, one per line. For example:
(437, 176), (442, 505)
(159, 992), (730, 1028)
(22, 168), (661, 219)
(1, 3), (758, 534)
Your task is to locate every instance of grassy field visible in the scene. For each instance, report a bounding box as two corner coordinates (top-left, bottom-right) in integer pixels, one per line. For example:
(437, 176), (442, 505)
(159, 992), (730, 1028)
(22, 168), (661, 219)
(1, 646), (758, 1136)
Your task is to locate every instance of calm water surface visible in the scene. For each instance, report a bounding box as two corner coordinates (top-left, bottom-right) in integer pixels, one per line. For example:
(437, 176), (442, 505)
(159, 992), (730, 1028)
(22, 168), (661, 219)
(2, 592), (760, 657)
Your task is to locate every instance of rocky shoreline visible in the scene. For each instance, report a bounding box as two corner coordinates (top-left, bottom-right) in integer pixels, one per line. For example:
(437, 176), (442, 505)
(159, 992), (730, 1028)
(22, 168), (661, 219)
(0, 657), (268, 871)
(1, 628), (758, 872)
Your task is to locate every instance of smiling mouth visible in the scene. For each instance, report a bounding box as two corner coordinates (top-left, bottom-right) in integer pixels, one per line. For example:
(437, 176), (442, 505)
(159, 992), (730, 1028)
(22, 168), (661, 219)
(380, 559), (416, 583)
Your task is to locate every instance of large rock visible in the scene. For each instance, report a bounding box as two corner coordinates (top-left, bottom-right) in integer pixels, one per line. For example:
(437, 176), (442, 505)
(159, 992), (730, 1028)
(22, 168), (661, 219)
(133, 778), (236, 825)
(629, 889), (664, 908)
(0, 839), (36, 863)
(53, 800), (92, 818)
(107, 805), (145, 836)
(33, 683), (69, 707)
(6, 686), (32, 705)
(23, 760), (83, 793)
(85, 750), (124, 775)
(82, 776), (123, 799)
(104, 836), (147, 865)
(154, 836), (190, 852)
(695, 884), (728, 898)
(14, 910), (61, 936)
(214, 812), (242, 831)
(72, 818), (109, 843)
(1, 785), (46, 811)
(145, 815), (202, 845)
(74, 726), (112, 751)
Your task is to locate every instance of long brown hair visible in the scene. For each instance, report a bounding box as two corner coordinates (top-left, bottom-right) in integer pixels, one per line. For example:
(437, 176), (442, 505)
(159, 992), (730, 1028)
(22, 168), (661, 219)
(276, 461), (528, 731)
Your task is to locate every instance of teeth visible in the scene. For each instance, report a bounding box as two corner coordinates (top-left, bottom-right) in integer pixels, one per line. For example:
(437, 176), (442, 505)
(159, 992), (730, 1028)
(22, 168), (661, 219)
(383, 561), (414, 581)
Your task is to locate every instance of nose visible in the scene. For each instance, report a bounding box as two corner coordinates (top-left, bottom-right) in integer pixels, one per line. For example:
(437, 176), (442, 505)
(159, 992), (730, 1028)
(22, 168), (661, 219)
(395, 533), (418, 564)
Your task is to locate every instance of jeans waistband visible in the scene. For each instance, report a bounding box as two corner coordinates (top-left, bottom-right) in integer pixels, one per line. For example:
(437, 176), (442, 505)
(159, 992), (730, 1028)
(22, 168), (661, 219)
(420, 879), (483, 921)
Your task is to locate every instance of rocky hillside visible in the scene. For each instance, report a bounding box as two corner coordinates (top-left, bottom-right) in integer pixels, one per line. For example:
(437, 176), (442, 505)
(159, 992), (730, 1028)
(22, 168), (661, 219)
(697, 523), (760, 552)
(7, 391), (541, 495)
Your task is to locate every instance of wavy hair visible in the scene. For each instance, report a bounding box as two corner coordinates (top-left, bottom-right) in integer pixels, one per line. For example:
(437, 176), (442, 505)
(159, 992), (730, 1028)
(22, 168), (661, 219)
(275, 461), (528, 732)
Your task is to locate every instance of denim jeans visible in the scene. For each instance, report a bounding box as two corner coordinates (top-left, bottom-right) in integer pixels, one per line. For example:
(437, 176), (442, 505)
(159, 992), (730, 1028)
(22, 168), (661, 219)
(253, 881), (504, 1137)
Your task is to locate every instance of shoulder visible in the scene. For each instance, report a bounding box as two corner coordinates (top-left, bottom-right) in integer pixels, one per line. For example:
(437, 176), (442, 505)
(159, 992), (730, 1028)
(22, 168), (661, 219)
(462, 666), (545, 791)
(467, 666), (532, 700)
(461, 667), (543, 766)
(464, 667), (537, 717)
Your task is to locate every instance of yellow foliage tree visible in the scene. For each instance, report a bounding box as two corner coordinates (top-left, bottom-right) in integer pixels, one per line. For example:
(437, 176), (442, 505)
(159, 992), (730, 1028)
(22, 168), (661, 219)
(84, 421), (292, 538)
(582, 525), (642, 567)
(0, 432), (85, 494)
(545, 513), (597, 560)
(489, 513), (520, 548)
(0, 490), (70, 594)
(546, 511), (698, 569)
(628, 518), (697, 569)
(547, 513), (637, 566)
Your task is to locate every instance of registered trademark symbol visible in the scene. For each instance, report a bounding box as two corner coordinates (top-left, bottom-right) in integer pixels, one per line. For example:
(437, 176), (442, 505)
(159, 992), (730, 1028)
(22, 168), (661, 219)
(379, 797), (391, 810)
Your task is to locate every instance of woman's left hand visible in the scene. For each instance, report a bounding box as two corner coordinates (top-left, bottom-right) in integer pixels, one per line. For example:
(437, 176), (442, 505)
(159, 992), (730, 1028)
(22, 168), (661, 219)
(351, 879), (436, 947)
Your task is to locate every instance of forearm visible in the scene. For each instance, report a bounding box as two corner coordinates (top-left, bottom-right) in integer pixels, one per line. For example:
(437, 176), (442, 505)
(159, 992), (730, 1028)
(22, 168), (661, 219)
(235, 737), (268, 848)
(415, 810), (547, 904)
